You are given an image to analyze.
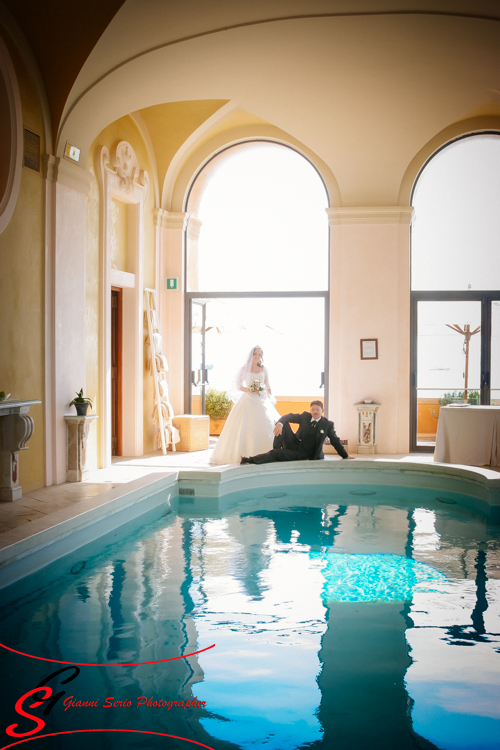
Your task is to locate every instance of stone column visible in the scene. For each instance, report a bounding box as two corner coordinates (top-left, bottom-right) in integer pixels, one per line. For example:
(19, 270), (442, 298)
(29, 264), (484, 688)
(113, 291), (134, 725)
(64, 415), (98, 482)
(0, 400), (41, 501)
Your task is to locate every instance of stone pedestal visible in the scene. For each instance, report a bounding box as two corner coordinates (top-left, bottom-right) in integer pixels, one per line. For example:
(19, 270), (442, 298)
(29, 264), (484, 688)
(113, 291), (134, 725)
(64, 415), (98, 482)
(0, 400), (41, 501)
(172, 415), (209, 452)
(354, 403), (380, 454)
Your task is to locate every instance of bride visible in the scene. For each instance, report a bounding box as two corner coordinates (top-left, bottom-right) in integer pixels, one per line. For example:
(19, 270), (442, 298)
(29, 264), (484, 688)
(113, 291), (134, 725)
(210, 346), (281, 465)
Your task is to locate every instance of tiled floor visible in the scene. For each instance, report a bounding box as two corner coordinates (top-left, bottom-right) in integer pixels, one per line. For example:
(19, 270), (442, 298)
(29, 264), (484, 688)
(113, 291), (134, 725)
(0, 444), (439, 533)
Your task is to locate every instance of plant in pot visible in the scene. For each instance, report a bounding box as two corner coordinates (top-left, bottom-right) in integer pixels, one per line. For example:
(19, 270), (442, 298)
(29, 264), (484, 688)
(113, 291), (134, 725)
(205, 389), (233, 435)
(69, 389), (93, 416)
(466, 390), (480, 405)
(439, 390), (480, 406)
(438, 390), (463, 406)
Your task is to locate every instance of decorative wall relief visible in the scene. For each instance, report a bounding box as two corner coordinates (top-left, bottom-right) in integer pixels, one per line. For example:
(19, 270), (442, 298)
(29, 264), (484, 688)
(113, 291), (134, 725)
(100, 141), (150, 199)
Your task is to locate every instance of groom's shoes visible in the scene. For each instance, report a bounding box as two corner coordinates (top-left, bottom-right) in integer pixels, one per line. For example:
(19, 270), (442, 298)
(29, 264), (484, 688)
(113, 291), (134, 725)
(240, 456), (252, 465)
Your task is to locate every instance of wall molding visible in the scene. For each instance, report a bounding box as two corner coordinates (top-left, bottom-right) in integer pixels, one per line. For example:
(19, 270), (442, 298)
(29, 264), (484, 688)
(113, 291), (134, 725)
(153, 208), (189, 231)
(110, 269), (136, 288)
(46, 157), (94, 195)
(326, 206), (414, 225)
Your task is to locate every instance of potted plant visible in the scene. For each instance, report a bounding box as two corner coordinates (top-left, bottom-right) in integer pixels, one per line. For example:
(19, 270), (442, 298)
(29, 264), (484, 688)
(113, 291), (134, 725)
(69, 389), (93, 416)
(205, 389), (233, 435)
(439, 390), (480, 406)
(438, 391), (462, 406)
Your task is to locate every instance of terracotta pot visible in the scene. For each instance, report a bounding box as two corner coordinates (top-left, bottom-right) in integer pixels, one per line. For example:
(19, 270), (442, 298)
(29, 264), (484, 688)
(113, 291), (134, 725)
(209, 418), (226, 436)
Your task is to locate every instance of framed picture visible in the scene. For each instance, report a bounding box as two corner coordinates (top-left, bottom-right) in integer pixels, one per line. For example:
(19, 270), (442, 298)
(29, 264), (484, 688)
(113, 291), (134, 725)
(360, 338), (378, 360)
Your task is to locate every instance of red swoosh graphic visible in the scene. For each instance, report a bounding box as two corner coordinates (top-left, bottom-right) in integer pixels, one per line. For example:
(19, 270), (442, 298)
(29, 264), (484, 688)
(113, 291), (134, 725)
(0, 730), (215, 749)
(0, 642), (215, 666)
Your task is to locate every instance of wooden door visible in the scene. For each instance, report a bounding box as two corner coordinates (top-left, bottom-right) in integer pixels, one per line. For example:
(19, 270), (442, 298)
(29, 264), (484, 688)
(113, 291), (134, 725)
(111, 287), (122, 455)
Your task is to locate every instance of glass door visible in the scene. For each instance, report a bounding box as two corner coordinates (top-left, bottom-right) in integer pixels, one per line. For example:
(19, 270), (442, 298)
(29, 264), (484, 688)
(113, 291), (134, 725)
(490, 300), (500, 405)
(186, 294), (327, 416)
(413, 299), (482, 448)
(190, 300), (210, 414)
(411, 294), (500, 450)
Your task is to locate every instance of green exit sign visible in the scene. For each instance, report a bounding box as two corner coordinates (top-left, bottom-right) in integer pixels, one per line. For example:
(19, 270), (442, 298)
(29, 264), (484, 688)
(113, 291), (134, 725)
(166, 278), (178, 290)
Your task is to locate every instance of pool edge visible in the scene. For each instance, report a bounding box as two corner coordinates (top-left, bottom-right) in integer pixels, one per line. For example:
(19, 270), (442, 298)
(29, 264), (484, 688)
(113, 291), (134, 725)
(0, 460), (498, 588)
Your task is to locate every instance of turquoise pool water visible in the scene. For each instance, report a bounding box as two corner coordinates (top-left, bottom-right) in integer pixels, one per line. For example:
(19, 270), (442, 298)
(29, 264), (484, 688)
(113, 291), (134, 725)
(0, 484), (499, 750)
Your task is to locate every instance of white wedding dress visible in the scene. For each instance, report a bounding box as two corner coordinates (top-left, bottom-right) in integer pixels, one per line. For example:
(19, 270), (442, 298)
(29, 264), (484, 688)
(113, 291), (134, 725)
(210, 367), (281, 465)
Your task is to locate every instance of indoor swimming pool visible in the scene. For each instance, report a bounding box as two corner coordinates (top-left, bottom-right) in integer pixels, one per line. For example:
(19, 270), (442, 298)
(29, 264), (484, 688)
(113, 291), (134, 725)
(0, 483), (499, 750)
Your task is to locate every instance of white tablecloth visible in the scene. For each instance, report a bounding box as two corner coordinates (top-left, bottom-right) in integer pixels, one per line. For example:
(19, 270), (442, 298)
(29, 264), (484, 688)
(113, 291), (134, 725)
(434, 405), (500, 466)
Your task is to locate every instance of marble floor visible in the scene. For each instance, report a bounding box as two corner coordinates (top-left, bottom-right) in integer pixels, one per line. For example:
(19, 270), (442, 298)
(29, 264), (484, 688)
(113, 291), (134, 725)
(0, 442), (440, 534)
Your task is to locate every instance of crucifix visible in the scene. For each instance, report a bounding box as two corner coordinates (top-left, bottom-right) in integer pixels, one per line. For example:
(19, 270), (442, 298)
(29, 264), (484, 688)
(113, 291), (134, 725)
(445, 323), (481, 402)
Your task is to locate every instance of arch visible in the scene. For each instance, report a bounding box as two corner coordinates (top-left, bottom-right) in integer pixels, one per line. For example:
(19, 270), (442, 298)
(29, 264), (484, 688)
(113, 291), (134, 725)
(0, 35), (23, 234)
(182, 137), (330, 413)
(0, 6), (52, 155)
(160, 100), (241, 211)
(183, 138), (331, 293)
(164, 124), (340, 213)
(129, 111), (160, 208)
(398, 115), (500, 207)
(408, 130), (500, 451)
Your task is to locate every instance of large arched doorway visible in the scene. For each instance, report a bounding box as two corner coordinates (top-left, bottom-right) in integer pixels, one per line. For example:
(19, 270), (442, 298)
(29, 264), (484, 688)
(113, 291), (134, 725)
(184, 140), (329, 417)
(410, 133), (500, 450)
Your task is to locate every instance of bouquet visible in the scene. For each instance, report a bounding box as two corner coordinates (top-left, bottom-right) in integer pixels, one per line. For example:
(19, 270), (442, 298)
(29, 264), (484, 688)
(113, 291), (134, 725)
(249, 379), (265, 394)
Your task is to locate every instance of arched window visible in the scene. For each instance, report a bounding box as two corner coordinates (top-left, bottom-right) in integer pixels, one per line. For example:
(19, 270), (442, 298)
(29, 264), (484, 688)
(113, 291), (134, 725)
(410, 134), (500, 450)
(185, 141), (329, 415)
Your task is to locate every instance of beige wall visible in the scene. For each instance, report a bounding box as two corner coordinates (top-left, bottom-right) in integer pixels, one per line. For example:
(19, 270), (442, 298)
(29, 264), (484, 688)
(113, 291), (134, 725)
(110, 198), (130, 272)
(0, 29), (45, 491)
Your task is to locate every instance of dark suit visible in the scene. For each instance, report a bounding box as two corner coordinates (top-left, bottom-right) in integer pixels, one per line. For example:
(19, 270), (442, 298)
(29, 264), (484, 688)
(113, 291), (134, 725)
(250, 411), (348, 463)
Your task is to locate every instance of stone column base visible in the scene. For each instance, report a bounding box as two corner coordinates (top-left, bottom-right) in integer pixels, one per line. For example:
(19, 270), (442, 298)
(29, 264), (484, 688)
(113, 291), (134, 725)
(357, 445), (377, 454)
(0, 451), (22, 501)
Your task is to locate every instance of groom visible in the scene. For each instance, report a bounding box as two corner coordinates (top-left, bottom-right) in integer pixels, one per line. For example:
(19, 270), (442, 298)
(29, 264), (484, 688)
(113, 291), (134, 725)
(241, 400), (353, 463)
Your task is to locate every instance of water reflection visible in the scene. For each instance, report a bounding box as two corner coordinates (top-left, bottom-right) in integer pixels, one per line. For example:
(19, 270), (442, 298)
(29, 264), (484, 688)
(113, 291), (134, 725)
(0, 491), (499, 750)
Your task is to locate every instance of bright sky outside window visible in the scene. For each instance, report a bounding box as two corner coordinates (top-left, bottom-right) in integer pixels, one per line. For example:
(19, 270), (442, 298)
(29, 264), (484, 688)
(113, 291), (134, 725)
(188, 142), (329, 292)
(412, 134), (500, 291)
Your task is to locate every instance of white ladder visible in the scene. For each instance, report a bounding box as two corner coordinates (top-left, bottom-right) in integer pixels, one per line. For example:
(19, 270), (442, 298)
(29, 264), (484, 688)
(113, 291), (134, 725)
(144, 288), (177, 453)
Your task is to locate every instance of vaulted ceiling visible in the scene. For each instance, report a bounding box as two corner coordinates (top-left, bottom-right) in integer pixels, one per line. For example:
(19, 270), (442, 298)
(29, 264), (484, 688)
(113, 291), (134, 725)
(2, 0), (500, 205)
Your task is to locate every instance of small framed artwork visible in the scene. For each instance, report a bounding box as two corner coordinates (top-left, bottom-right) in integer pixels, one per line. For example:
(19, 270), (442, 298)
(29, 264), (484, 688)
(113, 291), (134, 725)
(360, 339), (378, 360)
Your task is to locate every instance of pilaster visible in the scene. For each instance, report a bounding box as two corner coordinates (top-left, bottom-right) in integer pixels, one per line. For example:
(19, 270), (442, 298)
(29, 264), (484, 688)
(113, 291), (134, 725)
(327, 206), (414, 454)
(154, 210), (189, 415)
(44, 156), (94, 484)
